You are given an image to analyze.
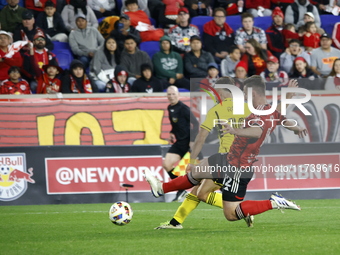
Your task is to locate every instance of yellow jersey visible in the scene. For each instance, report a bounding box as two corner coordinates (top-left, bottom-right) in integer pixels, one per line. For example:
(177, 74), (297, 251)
(200, 98), (251, 153)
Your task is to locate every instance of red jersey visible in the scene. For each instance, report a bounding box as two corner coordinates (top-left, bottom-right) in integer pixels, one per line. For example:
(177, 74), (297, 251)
(0, 79), (31, 94)
(303, 33), (320, 49)
(227, 104), (285, 168)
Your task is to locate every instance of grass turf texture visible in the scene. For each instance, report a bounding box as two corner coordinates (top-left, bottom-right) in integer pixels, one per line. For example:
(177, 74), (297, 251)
(0, 199), (339, 255)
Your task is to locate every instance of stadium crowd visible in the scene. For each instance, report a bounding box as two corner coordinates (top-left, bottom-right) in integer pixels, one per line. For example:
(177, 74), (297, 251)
(1, 0), (340, 94)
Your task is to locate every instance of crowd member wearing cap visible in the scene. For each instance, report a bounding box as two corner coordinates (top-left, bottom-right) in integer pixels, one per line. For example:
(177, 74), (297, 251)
(36, 63), (62, 93)
(124, 0), (164, 42)
(184, 35), (215, 78)
(285, 0), (320, 29)
(168, 7), (200, 54)
(0, 66), (31, 94)
(290, 56), (320, 89)
(61, 0), (98, 32)
(235, 12), (267, 54)
(105, 65), (130, 93)
(0, 30), (23, 82)
(260, 55), (289, 90)
(245, 0), (272, 17)
(265, 7), (286, 59)
(36, 0), (68, 43)
(234, 61), (248, 89)
(300, 12), (324, 35)
(110, 14), (140, 53)
(280, 39), (311, 74)
(89, 36), (120, 91)
(120, 35), (152, 85)
(153, 35), (190, 90)
(87, 0), (115, 19)
(240, 38), (273, 76)
(220, 45), (240, 77)
(203, 7), (235, 64)
(12, 9), (54, 51)
(325, 58), (340, 90)
(21, 30), (59, 91)
(131, 63), (163, 93)
(184, 0), (211, 17)
(25, 0), (57, 17)
(271, 0), (294, 13)
(198, 62), (219, 89)
(61, 59), (98, 93)
(0, 0), (26, 33)
(310, 33), (340, 77)
(69, 13), (104, 69)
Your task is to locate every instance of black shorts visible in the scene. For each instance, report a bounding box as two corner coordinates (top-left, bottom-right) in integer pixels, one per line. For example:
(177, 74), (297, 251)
(168, 140), (190, 158)
(208, 153), (254, 202)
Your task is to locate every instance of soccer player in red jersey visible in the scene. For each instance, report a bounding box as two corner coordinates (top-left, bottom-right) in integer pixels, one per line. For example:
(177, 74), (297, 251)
(144, 75), (307, 223)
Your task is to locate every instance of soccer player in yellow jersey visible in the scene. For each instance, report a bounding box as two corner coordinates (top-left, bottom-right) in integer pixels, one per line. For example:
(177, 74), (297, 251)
(155, 77), (252, 229)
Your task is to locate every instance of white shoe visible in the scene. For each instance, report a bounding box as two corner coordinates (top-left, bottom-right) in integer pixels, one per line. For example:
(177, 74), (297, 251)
(244, 215), (254, 227)
(154, 221), (183, 229)
(143, 168), (164, 198)
(270, 192), (301, 212)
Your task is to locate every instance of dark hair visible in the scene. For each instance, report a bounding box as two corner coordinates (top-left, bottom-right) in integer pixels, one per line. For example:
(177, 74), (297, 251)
(305, 21), (316, 32)
(125, 0), (138, 7)
(246, 38), (267, 61)
(228, 45), (240, 54)
(241, 12), (254, 21)
(8, 66), (21, 75)
(213, 7), (226, 17)
(289, 39), (301, 46)
(124, 35), (137, 43)
(243, 75), (266, 96)
(104, 36), (120, 65)
(284, 23), (295, 30)
(329, 58), (340, 76)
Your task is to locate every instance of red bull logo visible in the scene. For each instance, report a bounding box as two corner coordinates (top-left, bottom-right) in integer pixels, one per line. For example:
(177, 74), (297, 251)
(0, 153), (35, 201)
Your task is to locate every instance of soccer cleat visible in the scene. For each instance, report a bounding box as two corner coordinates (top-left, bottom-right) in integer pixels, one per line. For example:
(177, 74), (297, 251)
(270, 192), (301, 212)
(172, 190), (188, 202)
(143, 168), (164, 198)
(154, 221), (183, 230)
(244, 215), (254, 227)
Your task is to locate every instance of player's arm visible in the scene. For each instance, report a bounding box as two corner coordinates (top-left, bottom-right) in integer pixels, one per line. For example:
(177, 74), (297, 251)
(190, 128), (210, 162)
(283, 120), (308, 138)
(221, 123), (262, 138)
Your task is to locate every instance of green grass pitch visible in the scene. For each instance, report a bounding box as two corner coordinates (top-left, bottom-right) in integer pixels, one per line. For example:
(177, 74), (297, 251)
(1, 199), (339, 255)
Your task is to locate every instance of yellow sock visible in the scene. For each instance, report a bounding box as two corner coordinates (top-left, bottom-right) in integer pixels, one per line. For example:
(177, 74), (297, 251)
(173, 193), (200, 224)
(205, 192), (223, 208)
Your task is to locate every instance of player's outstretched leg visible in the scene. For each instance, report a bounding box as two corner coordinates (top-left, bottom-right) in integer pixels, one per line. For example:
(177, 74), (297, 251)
(227, 193), (300, 222)
(143, 169), (200, 198)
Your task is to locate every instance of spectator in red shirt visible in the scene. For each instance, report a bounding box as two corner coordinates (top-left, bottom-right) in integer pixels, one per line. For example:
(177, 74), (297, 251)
(240, 38), (273, 76)
(303, 21), (320, 52)
(266, 7), (285, 59)
(36, 64), (63, 94)
(0, 30), (23, 82)
(0, 66), (31, 94)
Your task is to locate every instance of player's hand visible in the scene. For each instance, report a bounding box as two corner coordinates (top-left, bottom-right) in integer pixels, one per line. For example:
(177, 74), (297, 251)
(286, 79), (298, 98)
(169, 133), (176, 144)
(186, 163), (195, 173)
(221, 123), (236, 135)
(294, 126), (308, 138)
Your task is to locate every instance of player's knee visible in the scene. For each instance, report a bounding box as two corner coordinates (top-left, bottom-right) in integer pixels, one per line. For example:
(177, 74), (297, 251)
(223, 210), (238, 221)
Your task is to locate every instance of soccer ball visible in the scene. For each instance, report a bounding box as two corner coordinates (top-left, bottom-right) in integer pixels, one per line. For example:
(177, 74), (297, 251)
(109, 201), (133, 226)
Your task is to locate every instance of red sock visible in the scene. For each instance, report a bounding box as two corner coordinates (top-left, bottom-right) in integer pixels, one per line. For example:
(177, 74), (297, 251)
(163, 175), (194, 193)
(236, 200), (272, 219)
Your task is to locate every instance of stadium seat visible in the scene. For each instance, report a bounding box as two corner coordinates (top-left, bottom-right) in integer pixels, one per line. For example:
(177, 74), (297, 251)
(97, 17), (105, 23)
(149, 17), (156, 27)
(254, 16), (272, 31)
(320, 14), (339, 36)
(116, 0), (122, 13)
(225, 15), (242, 32)
(53, 50), (74, 70)
(52, 41), (71, 51)
(139, 41), (160, 58)
(191, 16), (213, 36)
